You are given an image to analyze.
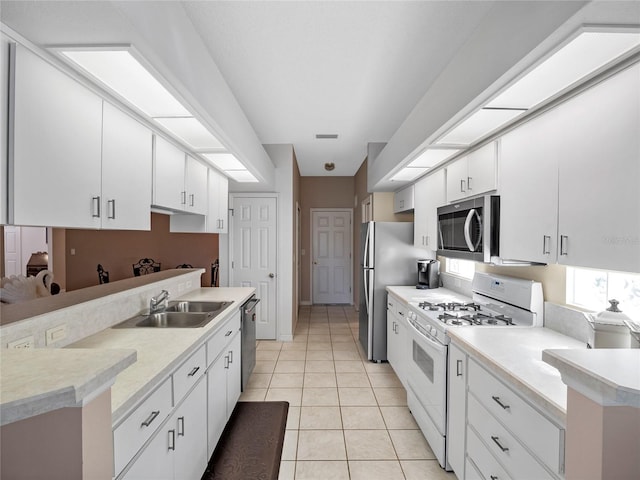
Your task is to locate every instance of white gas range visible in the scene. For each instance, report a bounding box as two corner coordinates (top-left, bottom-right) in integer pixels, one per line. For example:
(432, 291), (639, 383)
(403, 272), (544, 471)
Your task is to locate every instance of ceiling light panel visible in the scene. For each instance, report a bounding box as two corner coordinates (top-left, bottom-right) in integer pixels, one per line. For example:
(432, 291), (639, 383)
(203, 153), (244, 170)
(60, 50), (190, 117)
(225, 170), (259, 183)
(487, 31), (640, 109)
(408, 149), (462, 168)
(390, 167), (428, 182)
(155, 117), (224, 150)
(436, 108), (524, 146)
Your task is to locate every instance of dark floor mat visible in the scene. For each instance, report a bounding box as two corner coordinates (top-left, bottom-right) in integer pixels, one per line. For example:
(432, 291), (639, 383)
(202, 401), (289, 480)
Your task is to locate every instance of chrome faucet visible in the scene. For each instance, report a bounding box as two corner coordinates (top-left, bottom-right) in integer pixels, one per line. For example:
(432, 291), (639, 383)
(150, 290), (169, 313)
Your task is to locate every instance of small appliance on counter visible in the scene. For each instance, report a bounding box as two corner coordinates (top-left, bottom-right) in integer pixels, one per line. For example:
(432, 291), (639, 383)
(416, 259), (440, 289)
(586, 299), (633, 348)
(625, 319), (640, 348)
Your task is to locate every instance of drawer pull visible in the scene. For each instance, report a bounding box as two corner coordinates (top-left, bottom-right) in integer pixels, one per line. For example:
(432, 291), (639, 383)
(187, 366), (200, 377)
(491, 435), (509, 452)
(178, 416), (185, 436)
(490, 476), (499, 480)
(492, 396), (510, 410)
(225, 330), (233, 337)
(168, 430), (175, 451)
(141, 410), (160, 428)
(456, 359), (463, 377)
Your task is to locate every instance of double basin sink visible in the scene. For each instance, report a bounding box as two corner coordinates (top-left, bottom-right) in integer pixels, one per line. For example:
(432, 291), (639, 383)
(114, 301), (230, 329)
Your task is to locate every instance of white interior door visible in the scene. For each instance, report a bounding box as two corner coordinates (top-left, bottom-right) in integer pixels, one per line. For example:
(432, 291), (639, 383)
(4, 226), (21, 276)
(312, 210), (352, 304)
(231, 196), (277, 339)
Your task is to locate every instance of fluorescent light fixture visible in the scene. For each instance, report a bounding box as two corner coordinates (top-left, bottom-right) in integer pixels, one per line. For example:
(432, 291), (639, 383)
(390, 167), (428, 182)
(225, 170), (259, 183)
(436, 108), (524, 146)
(155, 117), (224, 150)
(59, 49), (190, 117)
(487, 31), (640, 109)
(408, 148), (461, 168)
(203, 153), (244, 170)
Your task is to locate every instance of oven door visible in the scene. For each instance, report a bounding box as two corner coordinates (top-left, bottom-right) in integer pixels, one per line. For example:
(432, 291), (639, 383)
(406, 319), (447, 434)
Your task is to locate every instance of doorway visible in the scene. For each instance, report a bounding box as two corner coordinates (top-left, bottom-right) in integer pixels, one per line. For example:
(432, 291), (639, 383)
(3, 226), (48, 277)
(230, 195), (278, 340)
(311, 209), (353, 304)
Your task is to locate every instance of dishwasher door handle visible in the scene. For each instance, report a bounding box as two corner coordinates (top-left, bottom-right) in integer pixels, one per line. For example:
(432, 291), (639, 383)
(243, 298), (260, 314)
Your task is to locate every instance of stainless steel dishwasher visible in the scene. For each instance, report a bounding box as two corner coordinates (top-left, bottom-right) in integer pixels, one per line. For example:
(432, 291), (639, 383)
(241, 295), (259, 390)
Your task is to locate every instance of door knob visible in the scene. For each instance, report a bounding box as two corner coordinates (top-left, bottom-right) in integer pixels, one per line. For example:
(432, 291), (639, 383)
(269, 273), (275, 278)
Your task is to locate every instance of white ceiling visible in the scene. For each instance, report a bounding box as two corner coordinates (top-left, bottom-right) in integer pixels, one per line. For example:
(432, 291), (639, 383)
(2, 1), (635, 183)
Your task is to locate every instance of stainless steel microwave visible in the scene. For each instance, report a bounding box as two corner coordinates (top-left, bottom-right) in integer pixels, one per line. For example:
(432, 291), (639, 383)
(437, 196), (499, 263)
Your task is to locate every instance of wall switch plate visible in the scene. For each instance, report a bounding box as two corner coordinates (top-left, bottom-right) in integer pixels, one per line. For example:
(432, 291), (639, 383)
(8, 336), (35, 349)
(45, 325), (67, 345)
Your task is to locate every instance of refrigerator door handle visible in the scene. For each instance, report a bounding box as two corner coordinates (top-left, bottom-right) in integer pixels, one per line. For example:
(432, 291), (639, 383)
(363, 223), (371, 268)
(363, 268), (370, 314)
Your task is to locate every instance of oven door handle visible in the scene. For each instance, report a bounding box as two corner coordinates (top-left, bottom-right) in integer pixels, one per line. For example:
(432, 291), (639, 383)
(408, 318), (447, 354)
(464, 208), (482, 252)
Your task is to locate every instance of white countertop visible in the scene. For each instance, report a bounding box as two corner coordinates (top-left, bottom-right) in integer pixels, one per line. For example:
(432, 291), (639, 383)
(387, 285), (467, 304)
(542, 348), (640, 408)
(70, 287), (255, 423)
(0, 287), (254, 426)
(447, 327), (586, 425)
(0, 348), (136, 426)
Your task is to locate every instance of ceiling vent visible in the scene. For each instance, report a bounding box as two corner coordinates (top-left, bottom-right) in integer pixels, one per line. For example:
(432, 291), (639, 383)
(315, 134), (338, 139)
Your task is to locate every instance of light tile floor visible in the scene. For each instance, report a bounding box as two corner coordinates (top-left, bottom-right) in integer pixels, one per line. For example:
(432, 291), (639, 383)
(240, 305), (457, 480)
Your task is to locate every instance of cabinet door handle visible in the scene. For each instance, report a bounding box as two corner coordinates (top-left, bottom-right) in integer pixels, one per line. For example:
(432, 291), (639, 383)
(168, 430), (176, 451)
(467, 176), (472, 190)
(177, 416), (185, 436)
(400, 200), (404, 208)
(228, 350), (233, 363)
(490, 476), (499, 480)
(560, 235), (568, 255)
(92, 196), (101, 218)
(491, 435), (509, 452)
(220, 219), (224, 230)
(107, 199), (116, 219)
(141, 410), (160, 427)
(460, 179), (466, 193)
(492, 395), (510, 410)
(456, 359), (463, 377)
(543, 235), (551, 255)
(225, 330), (233, 337)
(189, 193), (195, 206)
(426, 235), (429, 246)
(224, 355), (229, 369)
(181, 191), (187, 205)
(187, 366), (200, 377)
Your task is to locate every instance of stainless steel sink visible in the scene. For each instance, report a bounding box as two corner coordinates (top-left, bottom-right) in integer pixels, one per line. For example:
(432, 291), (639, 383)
(113, 300), (231, 329)
(165, 300), (230, 313)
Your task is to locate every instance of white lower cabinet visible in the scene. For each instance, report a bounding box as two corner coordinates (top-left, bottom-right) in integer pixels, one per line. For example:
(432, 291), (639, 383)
(446, 344), (466, 478)
(122, 378), (207, 480)
(207, 330), (242, 457)
(386, 294), (408, 388)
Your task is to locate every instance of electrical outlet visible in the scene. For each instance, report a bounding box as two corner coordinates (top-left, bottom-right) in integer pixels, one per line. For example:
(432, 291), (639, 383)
(8, 336), (35, 349)
(46, 325), (67, 345)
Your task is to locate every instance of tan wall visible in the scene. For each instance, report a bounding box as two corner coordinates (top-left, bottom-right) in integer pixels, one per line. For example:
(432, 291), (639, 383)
(65, 213), (218, 291)
(292, 152), (301, 328)
(300, 176), (355, 303)
(354, 160), (367, 308)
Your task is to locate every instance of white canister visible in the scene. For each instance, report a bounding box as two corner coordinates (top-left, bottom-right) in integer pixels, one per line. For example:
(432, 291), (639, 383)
(586, 300), (632, 348)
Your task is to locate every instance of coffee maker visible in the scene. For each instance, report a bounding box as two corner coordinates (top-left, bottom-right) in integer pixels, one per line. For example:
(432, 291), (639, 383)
(416, 259), (440, 289)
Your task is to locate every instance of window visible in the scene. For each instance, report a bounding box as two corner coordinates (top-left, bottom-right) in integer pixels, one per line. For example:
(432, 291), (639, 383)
(446, 258), (475, 280)
(566, 267), (640, 316)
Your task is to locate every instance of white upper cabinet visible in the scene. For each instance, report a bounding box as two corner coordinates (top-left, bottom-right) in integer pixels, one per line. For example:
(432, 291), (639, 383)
(153, 136), (187, 211)
(393, 184), (414, 213)
(446, 142), (497, 203)
(414, 168), (445, 250)
(10, 43), (103, 228)
(207, 168), (229, 234)
(184, 156), (208, 215)
(500, 62), (640, 272)
(101, 103), (152, 230)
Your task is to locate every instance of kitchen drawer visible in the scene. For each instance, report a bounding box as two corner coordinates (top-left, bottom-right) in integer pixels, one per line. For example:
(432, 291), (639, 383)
(387, 295), (397, 317)
(466, 424), (512, 480)
(467, 394), (553, 480)
(206, 311), (241, 367)
(113, 377), (172, 476)
(468, 359), (563, 474)
(173, 345), (206, 405)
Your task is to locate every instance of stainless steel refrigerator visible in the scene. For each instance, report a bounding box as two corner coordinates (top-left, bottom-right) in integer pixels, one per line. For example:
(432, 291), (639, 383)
(359, 221), (427, 361)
